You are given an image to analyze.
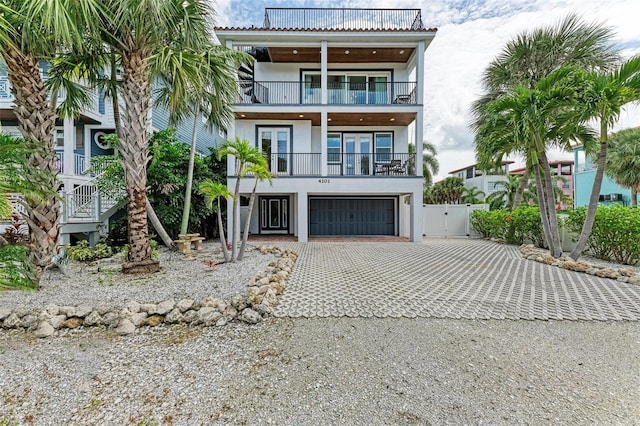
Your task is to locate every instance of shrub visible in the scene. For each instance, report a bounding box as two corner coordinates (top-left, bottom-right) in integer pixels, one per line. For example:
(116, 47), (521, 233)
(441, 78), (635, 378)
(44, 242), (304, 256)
(565, 205), (640, 265)
(0, 244), (38, 291)
(470, 206), (545, 248)
(66, 240), (113, 261)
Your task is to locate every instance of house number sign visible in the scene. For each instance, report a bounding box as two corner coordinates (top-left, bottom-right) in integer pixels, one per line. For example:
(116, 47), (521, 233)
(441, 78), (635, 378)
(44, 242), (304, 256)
(318, 178), (331, 183)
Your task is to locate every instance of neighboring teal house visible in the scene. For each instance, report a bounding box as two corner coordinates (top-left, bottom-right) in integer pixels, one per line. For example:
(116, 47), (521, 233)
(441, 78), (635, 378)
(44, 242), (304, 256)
(573, 145), (637, 207)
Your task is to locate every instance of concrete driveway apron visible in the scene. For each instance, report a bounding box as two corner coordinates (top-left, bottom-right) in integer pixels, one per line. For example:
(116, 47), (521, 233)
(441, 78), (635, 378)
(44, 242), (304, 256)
(273, 239), (640, 320)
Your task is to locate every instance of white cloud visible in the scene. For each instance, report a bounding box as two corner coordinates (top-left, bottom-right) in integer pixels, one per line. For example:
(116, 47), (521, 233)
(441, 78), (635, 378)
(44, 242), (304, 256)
(219, 0), (640, 180)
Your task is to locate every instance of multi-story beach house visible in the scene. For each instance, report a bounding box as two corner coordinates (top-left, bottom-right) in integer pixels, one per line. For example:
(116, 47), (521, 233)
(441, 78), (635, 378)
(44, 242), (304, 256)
(215, 8), (437, 241)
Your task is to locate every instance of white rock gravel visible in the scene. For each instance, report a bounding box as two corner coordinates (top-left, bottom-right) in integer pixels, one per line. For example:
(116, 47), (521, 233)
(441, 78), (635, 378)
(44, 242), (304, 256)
(0, 242), (275, 311)
(1, 319), (639, 424)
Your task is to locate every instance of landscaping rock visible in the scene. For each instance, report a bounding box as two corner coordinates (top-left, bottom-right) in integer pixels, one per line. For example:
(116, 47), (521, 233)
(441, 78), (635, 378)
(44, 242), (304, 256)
(139, 303), (156, 313)
(252, 303), (274, 317)
(49, 315), (67, 329)
(130, 312), (148, 326)
(223, 306), (238, 319)
(215, 317), (227, 327)
(20, 314), (39, 331)
(102, 312), (120, 328)
(126, 301), (141, 314)
(198, 307), (222, 326)
(83, 311), (102, 326)
(165, 308), (184, 324)
(3, 313), (21, 329)
(231, 294), (249, 311)
(239, 308), (262, 324)
(0, 307), (12, 321)
(116, 319), (136, 335)
(176, 299), (194, 313)
(34, 321), (55, 338)
(151, 299), (175, 316)
(58, 306), (76, 317)
(75, 304), (93, 318)
(262, 289), (278, 308)
(60, 317), (83, 329)
(182, 310), (198, 324)
(44, 304), (60, 316)
(140, 315), (164, 327)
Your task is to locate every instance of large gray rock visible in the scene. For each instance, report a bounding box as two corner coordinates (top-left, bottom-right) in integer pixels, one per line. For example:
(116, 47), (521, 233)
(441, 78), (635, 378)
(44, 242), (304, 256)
(182, 310), (199, 324)
(139, 303), (156, 313)
(223, 306), (238, 319)
(83, 311), (102, 326)
(34, 321), (55, 338)
(130, 312), (148, 326)
(0, 307), (12, 321)
(239, 308), (262, 324)
(231, 294), (249, 311)
(102, 311), (120, 328)
(43, 304), (60, 316)
(116, 319), (136, 335)
(3, 313), (21, 329)
(198, 307), (222, 326)
(58, 306), (76, 317)
(252, 303), (274, 317)
(75, 304), (93, 318)
(13, 304), (31, 318)
(262, 288), (279, 308)
(176, 299), (194, 313)
(95, 304), (111, 315)
(165, 308), (184, 324)
(49, 315), (67, 329)
(126, 301), (141, 314)
(20, 314), (39, 331)
(151, 299), (175, 316)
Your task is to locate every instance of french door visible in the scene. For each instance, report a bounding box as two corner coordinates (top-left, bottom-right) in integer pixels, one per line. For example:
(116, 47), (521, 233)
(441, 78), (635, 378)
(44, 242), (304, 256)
(258, 127), (290, 174)
(343, 134), (372, 175)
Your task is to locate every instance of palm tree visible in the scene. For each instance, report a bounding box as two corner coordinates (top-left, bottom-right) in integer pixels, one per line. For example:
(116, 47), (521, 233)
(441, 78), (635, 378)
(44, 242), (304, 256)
(152, 45), (251, 236)
(0, 0), (99, 269)
(217, 138), (265, 262)
(87, 0), (216, 273)
(475, 68), (595, 257)
(486, 175), (521, 210)
(473, 14), (619, 210)
(408, 141), (439, 185)
(569, 57), (640, 260)
(238, 162), (272, 261)
(199, 180), (234, 263)
(461, 187), (485, 204)
(606, 127), (640, 206)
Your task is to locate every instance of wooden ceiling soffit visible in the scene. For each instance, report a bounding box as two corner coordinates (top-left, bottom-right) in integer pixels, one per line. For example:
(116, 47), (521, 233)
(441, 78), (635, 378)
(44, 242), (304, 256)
(267, 47), (414, 63)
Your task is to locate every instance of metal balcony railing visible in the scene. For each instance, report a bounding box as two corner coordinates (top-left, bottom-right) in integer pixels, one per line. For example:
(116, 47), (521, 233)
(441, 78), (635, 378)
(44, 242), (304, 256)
(235, 153), (415, 177)
(237, 81), (417, 105)
(264, 8), (424, 30)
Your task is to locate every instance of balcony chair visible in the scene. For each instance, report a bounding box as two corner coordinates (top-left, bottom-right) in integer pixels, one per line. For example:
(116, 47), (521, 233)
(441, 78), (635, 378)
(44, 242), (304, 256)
(390, 159), (407, 174)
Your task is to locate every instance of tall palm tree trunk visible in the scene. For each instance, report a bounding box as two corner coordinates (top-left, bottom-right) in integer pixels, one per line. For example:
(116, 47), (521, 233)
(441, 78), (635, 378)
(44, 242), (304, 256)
(540, 152), (562, 257)
(217, 202), (230, 262)
(180, 104), (200, 235)
(513, 169), (529, 208)
(120, 51), (159, 274)
(238, 179), (258, 261)
(570, 138), (608, 260)
(4, 49), (60, 270)
(231, 174), (241, 262)
(632, 188), (638, 207)
(533, 164), (553, 252)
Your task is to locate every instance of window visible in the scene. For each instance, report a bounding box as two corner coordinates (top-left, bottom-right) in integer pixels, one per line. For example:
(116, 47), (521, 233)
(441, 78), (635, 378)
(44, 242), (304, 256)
(374, 133), (392, 162)
(303, 71), (390, 104)
(55, 129), (64, 148)
(327, 133), (341, 163)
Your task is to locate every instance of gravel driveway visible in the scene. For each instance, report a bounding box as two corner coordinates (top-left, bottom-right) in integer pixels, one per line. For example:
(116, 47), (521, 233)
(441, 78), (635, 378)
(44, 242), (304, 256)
(1, 318), (639, 425)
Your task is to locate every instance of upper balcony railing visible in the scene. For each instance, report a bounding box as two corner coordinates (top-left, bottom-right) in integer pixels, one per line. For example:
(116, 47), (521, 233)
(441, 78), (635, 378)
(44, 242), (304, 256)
(263, 8), (424, 31)
(237, 153), (416, 177)
(237, 81), (417, 105)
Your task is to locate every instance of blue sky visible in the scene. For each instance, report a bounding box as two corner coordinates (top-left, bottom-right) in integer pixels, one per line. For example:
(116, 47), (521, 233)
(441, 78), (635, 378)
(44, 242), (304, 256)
(214, 0), (640, 180)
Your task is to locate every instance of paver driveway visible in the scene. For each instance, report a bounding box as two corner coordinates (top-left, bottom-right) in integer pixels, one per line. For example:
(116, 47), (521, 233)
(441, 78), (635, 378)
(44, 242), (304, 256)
(273, 238), (640, 320)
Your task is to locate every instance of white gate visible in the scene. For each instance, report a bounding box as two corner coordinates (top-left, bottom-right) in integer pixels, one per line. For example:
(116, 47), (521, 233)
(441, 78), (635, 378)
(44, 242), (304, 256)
(423, 204), (488, 237)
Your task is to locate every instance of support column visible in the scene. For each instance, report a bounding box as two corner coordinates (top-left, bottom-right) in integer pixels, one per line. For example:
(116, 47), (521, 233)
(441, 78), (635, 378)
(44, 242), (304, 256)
(297, 192), (308, 242)
(321, 41), (328, 105)
(409, 192), (423, 242)
(321, 110), (328, 176)
(83, 126), (91, 172)
(63, 116), (75, 175)
(415, 41), (425, 178)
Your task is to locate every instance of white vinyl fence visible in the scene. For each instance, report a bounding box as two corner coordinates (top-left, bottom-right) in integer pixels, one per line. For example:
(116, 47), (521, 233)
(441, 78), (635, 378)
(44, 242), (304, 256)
(400, 203), (489, 238)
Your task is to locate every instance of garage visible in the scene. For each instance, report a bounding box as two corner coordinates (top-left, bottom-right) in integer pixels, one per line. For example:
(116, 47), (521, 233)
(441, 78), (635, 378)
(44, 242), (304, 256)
(308, 197), (396, 236)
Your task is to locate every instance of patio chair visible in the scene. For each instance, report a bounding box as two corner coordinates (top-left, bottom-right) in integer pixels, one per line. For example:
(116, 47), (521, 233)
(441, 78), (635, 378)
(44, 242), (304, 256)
(389, 159), (406, 174)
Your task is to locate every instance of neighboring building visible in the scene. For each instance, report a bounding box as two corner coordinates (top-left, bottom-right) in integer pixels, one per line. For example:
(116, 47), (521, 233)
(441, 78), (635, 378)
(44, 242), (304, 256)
(215, 8), (437, 241)
(1, 61), (222, 244)
(510, 159), (574, 209)
(448, 161), (513, 200)
(573, 145), (636, 207)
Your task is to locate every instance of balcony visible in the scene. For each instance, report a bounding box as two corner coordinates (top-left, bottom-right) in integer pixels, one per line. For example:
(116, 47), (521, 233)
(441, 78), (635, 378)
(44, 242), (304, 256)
(237, 81), (417, 105)
(263, 8), (424, 31)
(236, 153), (416, 177)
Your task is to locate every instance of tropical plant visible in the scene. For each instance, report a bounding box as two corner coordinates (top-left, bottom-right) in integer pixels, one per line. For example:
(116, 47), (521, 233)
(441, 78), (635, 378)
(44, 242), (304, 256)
(0, 244), (38, 290)
(408, 141), (439, 186)
(569, 56), (640, 260)
(605, 127), (640, 207)
(217, 138), (265, 262)
(238, 162), (272, 261)
(0, 0), (99, 269)
(199, 180), (234, 262)
(424, 176), (466, 204)
(486, 175), (521, 210)
(474, 67), (596, 257)
(152, 46), (251, 236)
(473, 14), (619, 210)
(461, 186), (485, 204)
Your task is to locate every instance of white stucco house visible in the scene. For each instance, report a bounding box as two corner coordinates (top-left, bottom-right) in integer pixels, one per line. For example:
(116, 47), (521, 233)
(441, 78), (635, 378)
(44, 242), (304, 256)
(215, 7), (437, 242)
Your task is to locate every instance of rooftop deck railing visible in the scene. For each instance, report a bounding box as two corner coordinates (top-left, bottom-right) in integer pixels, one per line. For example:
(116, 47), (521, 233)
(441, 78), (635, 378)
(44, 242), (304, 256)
(264, 8), (424, 30)
(235, 153), (415, 177)
(237, 81), (417, 105)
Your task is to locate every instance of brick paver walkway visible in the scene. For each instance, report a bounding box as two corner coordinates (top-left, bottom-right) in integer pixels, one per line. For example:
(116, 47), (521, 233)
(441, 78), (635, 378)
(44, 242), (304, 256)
(273, 239), (640, 320)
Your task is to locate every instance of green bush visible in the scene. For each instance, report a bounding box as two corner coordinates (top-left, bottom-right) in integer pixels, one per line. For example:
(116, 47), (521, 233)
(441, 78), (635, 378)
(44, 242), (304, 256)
(66, 240), (113, 261)
(565, 205), (640, 265)
(470, 206), (545, 248)
(0, 244), (38, 291)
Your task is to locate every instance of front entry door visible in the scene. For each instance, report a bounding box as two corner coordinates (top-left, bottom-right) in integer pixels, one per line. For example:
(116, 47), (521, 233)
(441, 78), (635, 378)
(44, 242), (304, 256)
(259, 196), (289, 233)
(343, 134), (372, 175)
(258, 128), (290, 174)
